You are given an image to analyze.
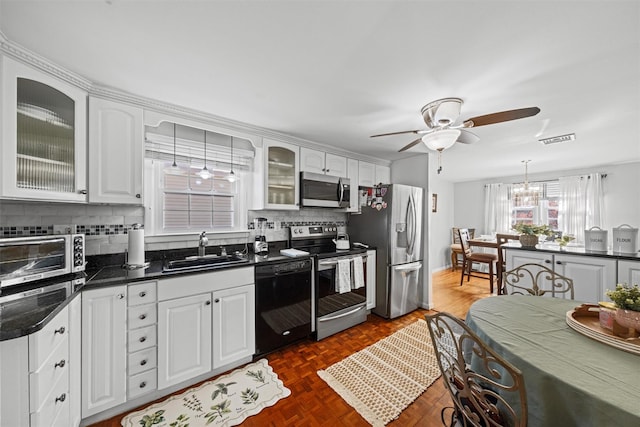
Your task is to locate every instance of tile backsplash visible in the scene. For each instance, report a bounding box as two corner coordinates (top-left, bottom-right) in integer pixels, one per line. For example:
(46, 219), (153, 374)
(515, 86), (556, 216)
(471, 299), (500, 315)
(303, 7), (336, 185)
(0, 200), (347, 256)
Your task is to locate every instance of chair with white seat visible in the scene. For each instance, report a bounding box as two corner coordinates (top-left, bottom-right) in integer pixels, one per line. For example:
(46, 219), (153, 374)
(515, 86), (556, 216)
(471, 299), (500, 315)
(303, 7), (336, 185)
(502, 262), (575, 299)
(425, 311), (528, 427)
(451, 227), (475, 271)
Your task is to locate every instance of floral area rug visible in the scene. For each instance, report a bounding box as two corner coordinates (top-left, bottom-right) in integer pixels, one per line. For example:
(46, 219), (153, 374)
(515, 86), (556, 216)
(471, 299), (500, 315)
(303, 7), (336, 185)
(121, 359), (290, 427)
(317, 319), (440, 426)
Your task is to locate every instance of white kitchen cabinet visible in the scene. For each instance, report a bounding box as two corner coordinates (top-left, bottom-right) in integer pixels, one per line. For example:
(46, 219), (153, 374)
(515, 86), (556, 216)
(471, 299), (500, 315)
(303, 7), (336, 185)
(264, 139), (299, 209)
(300, 147), (347, 177)
(81, 286), (127, 418)
(358, 161), (375, 187)
(211, 284), (255, 369)
(347, 158), (359, 212)
(375, 164), (391, 185)
(88, 97), (144, 204)
(157, 293), (212, 390)
(366, 250), (377, 309)
(0, 54), (87, 202)
(618, 260), (640, 286)
(68, 296), (81, 427)
(126, 281), (157, 399)
(505, 249), (616, 303)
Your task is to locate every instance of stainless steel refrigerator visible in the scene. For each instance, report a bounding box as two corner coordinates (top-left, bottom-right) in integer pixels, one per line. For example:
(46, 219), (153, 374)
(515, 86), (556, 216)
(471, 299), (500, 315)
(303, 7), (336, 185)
(348, 184), (423, 319)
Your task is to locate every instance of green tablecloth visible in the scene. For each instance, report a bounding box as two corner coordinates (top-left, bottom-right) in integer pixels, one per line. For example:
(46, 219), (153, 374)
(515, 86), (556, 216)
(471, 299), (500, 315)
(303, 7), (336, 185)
(465, 295), (640, 427)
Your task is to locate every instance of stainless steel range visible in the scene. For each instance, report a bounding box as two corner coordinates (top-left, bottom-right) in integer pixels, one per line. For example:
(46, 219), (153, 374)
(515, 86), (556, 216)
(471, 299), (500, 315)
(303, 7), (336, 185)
(289, 224), (369, 340)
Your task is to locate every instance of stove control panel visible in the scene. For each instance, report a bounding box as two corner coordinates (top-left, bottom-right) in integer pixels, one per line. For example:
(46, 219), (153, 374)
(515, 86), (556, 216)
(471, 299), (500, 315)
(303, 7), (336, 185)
(289, 224), (339, 238)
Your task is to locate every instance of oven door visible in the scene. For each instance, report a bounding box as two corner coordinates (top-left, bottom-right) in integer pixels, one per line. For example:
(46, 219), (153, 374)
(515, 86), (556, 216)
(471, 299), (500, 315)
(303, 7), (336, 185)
(300, 171), (350, 208)
(315, 253), (367, 340)
(0, 235), (71, 288)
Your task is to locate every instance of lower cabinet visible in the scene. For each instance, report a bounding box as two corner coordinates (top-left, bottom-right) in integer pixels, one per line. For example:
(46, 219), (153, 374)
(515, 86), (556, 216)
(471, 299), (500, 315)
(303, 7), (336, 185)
(158, 293), (213, 390)
(212, 285), (255, 368)
(618, 260), (640, 286)
(505, 249), (617, 303)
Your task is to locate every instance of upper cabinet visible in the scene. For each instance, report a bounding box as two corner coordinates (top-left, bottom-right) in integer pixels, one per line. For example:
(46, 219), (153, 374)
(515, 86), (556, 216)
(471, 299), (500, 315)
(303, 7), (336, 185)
(264, 139), (299, 210)
(300, 147), (347, 178)
(88, 97), (144, 204)
(375, 164), (391, 185)
(359, 161), (391, 187)
(1, 55), (87, 202)
(347, 158), (359, 213)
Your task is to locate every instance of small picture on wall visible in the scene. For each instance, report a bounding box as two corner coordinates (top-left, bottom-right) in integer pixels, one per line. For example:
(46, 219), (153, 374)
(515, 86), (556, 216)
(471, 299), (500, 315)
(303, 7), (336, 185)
(432, 193), (438, 213)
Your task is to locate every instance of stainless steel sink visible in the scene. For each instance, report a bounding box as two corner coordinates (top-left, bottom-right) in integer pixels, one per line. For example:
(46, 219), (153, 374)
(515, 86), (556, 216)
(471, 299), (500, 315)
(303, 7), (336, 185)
(162, 253), (249, 272)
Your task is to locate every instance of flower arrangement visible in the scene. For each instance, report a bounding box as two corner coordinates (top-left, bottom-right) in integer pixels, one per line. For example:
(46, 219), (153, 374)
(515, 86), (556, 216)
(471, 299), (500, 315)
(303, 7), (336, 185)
(512, 223), (554, 237)
(555, 235), (575, 247)
(606, 284), (640, 311)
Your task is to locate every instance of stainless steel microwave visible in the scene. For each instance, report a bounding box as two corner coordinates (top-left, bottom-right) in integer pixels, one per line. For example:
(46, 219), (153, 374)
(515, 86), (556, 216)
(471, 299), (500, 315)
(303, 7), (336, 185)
(300, 171), (350, 208)
(0, 234), (85, 288)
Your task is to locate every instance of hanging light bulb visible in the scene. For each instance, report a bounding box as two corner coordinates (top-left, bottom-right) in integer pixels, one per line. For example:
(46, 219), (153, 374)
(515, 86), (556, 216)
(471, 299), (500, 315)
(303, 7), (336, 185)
(513, 160), (540, 207)
(198, 130), (212, 180)
(226, 136), (237, 182)
(163, 123), (184, 174)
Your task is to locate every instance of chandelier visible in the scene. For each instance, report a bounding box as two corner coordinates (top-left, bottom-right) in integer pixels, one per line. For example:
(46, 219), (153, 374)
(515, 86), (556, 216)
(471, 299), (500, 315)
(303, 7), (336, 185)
(513, 160), (540, 207)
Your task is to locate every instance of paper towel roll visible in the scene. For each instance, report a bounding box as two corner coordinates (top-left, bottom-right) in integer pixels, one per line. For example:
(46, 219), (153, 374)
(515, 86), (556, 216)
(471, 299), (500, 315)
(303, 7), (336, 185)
(128, 228), (145, 266)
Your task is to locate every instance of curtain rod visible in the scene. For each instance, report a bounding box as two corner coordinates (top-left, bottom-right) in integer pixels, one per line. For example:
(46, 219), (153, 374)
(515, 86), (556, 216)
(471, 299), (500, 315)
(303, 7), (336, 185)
(484, 173), (608, 187)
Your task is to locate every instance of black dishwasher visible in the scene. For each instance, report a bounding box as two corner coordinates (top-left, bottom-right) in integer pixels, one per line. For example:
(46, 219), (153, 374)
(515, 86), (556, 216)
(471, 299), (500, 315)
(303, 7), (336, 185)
(254, 258), (313, 357)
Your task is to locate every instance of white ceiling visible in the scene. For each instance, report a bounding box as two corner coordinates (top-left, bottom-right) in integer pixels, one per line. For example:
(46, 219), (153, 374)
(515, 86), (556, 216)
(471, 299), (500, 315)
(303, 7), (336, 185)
(1, 0), (639, 182)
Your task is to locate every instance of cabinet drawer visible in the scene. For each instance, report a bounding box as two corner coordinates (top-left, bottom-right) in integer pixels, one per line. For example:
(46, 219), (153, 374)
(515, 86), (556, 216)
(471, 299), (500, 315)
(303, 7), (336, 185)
(128, 347), (157, 376)
(128, 282), (157, 306)
(128, 325), (156, 353)
(128, 369), (157, 399)
(29, 333), (69, 411)
(128, 304), (157, 329)
(29, 305), (69, 372)
(29, 369), (68, 424)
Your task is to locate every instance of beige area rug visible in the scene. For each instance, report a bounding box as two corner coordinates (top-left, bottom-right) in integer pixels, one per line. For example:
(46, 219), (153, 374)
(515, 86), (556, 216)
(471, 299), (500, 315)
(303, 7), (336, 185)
(121, 359), (290, 427)
(317, 319), (441, 426)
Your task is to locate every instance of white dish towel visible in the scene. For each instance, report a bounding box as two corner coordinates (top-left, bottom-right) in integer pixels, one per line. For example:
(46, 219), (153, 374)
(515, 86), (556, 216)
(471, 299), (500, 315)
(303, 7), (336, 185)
(336, 259), (352, 294)
(352, 256), (365, 289)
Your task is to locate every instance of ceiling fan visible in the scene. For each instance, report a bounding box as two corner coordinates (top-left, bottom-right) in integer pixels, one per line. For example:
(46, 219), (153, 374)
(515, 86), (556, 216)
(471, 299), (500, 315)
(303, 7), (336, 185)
(371, 97), (540, 173)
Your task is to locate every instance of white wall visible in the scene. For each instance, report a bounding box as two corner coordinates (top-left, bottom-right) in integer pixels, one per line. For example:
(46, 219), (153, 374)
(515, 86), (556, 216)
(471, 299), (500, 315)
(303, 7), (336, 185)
(453, 161), (640, 246)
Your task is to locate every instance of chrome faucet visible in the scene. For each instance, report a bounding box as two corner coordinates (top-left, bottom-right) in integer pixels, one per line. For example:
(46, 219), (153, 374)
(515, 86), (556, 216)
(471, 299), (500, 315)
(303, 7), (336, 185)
(198, 231), (208, 257)
(220, 246), (227, 256)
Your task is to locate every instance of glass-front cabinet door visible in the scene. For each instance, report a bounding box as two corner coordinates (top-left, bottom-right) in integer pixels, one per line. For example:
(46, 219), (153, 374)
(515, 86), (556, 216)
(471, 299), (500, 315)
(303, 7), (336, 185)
(1, 55), (87, 202)
(264, 139), (299, 209)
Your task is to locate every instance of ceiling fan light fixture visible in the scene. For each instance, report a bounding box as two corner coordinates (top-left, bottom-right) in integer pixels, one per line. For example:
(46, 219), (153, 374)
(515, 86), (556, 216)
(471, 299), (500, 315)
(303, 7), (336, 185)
(421, 97), (463, 128)
(422, 129), (461, 151)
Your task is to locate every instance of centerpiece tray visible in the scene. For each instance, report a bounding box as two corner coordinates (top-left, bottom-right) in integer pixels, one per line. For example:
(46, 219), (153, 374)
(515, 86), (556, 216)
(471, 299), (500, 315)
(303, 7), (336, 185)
(566, 304), (640, 355)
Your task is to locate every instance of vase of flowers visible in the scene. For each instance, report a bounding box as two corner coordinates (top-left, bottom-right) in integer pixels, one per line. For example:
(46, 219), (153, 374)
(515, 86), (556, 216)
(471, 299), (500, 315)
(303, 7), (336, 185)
(512, 223), (554, 248)
(606, 284), (640, 332)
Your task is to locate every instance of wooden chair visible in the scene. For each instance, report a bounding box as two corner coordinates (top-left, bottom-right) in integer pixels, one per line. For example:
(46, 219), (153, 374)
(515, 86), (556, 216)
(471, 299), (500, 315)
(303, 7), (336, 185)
(425, 312), (528, 427)
(496, 233), (521, 294)
(502, 263), (575, 299)
(458, 228), (498, 294)
(451, 227), (475, 271)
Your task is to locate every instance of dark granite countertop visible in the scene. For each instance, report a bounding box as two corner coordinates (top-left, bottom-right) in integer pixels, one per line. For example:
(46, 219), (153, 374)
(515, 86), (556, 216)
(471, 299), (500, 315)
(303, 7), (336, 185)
(503, 242), (640, 260)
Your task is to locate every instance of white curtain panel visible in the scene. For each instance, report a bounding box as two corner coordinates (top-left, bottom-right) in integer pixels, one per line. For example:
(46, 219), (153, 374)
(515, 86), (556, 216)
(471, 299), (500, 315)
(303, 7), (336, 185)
(559, 174), (605, 244)
(484, 183), (512, 234)
(585, 173), (605, 229)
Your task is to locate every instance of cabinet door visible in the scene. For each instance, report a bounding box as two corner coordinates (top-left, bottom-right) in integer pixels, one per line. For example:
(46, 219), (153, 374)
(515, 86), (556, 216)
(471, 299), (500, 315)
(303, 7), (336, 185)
(555, 254), (617, 303)
(300, 147), (325, 174)
(68, 296), (82, 427)
(264, 139), (299, 209)
(212, 285), (255, 369)
(366, 250), (377, 309)
(358, 161), (375, 187)
(158, 294), (212, 389)
(505, 249), (550, 271)
(81, 286), (127, 418)
(347, 158), (359, 212)
(618, 260), (640, 287)
(325, 153), (347, 177)
(88, 97), (143, 204)
(375, 164), (391, 185)
(1, 55), (87, 202)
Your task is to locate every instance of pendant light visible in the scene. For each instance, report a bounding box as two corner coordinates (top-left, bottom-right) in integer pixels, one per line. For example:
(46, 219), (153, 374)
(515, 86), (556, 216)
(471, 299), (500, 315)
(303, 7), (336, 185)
(226, 136), (237, 183)
(513, 160), (540, 207)
(198, 130), (212, 180)
(163, 123), (183, 174)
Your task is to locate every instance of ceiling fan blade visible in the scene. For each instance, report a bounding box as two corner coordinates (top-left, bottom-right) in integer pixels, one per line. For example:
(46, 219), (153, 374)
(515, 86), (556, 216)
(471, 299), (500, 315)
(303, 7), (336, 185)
(370, 129), (421, 138)
(462, 107), (540, 128)
(398, 137), (423, 152)
(456, 130), (480, 144)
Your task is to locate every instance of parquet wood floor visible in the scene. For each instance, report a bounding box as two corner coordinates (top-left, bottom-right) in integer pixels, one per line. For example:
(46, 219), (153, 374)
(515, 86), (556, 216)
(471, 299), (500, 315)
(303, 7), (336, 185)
(90, 268), (494, 427)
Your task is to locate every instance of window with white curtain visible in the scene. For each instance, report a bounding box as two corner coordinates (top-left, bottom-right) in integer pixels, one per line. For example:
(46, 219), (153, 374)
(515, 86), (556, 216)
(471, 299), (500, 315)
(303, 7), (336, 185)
(143, 122), (254, 235)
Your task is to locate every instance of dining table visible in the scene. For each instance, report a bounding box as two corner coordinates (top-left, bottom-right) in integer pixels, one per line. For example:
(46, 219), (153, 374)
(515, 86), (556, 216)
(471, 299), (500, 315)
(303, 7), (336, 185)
(465, 295), (640, 427)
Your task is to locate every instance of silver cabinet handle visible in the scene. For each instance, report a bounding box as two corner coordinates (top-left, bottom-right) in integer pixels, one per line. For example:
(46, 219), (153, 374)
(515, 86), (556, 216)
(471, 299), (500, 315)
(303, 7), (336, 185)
(139, 336), (147, 343)
(55, 393), (66, 404)
(544, 259), (552, 264)
(54, 359), (66, 369)
(140, 359), (147, 366)
(139, 314), (146, 320)
(54, 326), (65, 335)
(139, 291), (147, 297)
(214, 298), (220, 303)
(136, 194), (141, 198)
(78, 190), (87, 195)
(139, 381), (147, 388)
(205, 300), (211, 305)
(117, 293), (125, 299)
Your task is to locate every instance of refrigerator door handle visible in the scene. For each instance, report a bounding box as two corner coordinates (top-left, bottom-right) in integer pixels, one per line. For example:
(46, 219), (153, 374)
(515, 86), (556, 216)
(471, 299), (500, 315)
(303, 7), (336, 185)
(392, 262), (422, 273)
(406, 194), (416, 257)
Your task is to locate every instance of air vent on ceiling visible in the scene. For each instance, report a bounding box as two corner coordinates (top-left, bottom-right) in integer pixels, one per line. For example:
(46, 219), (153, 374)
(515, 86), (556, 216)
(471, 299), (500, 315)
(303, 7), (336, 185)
(538, 133), (576, 145)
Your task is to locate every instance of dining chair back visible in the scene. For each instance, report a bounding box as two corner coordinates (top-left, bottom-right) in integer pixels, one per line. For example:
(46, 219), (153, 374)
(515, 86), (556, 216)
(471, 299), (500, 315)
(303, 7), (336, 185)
(496, 233), (521, 294)
(451, 227), (475, 271)
(458, 228), (498, 294)
(425, 312), (528, 427)
(502, 263), (575, 299)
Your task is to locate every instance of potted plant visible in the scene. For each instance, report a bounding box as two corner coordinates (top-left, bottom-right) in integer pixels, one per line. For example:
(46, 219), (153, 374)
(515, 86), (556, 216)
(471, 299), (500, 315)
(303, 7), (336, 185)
(606, 284), (640, 331)
(512, 223), (554, 247)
